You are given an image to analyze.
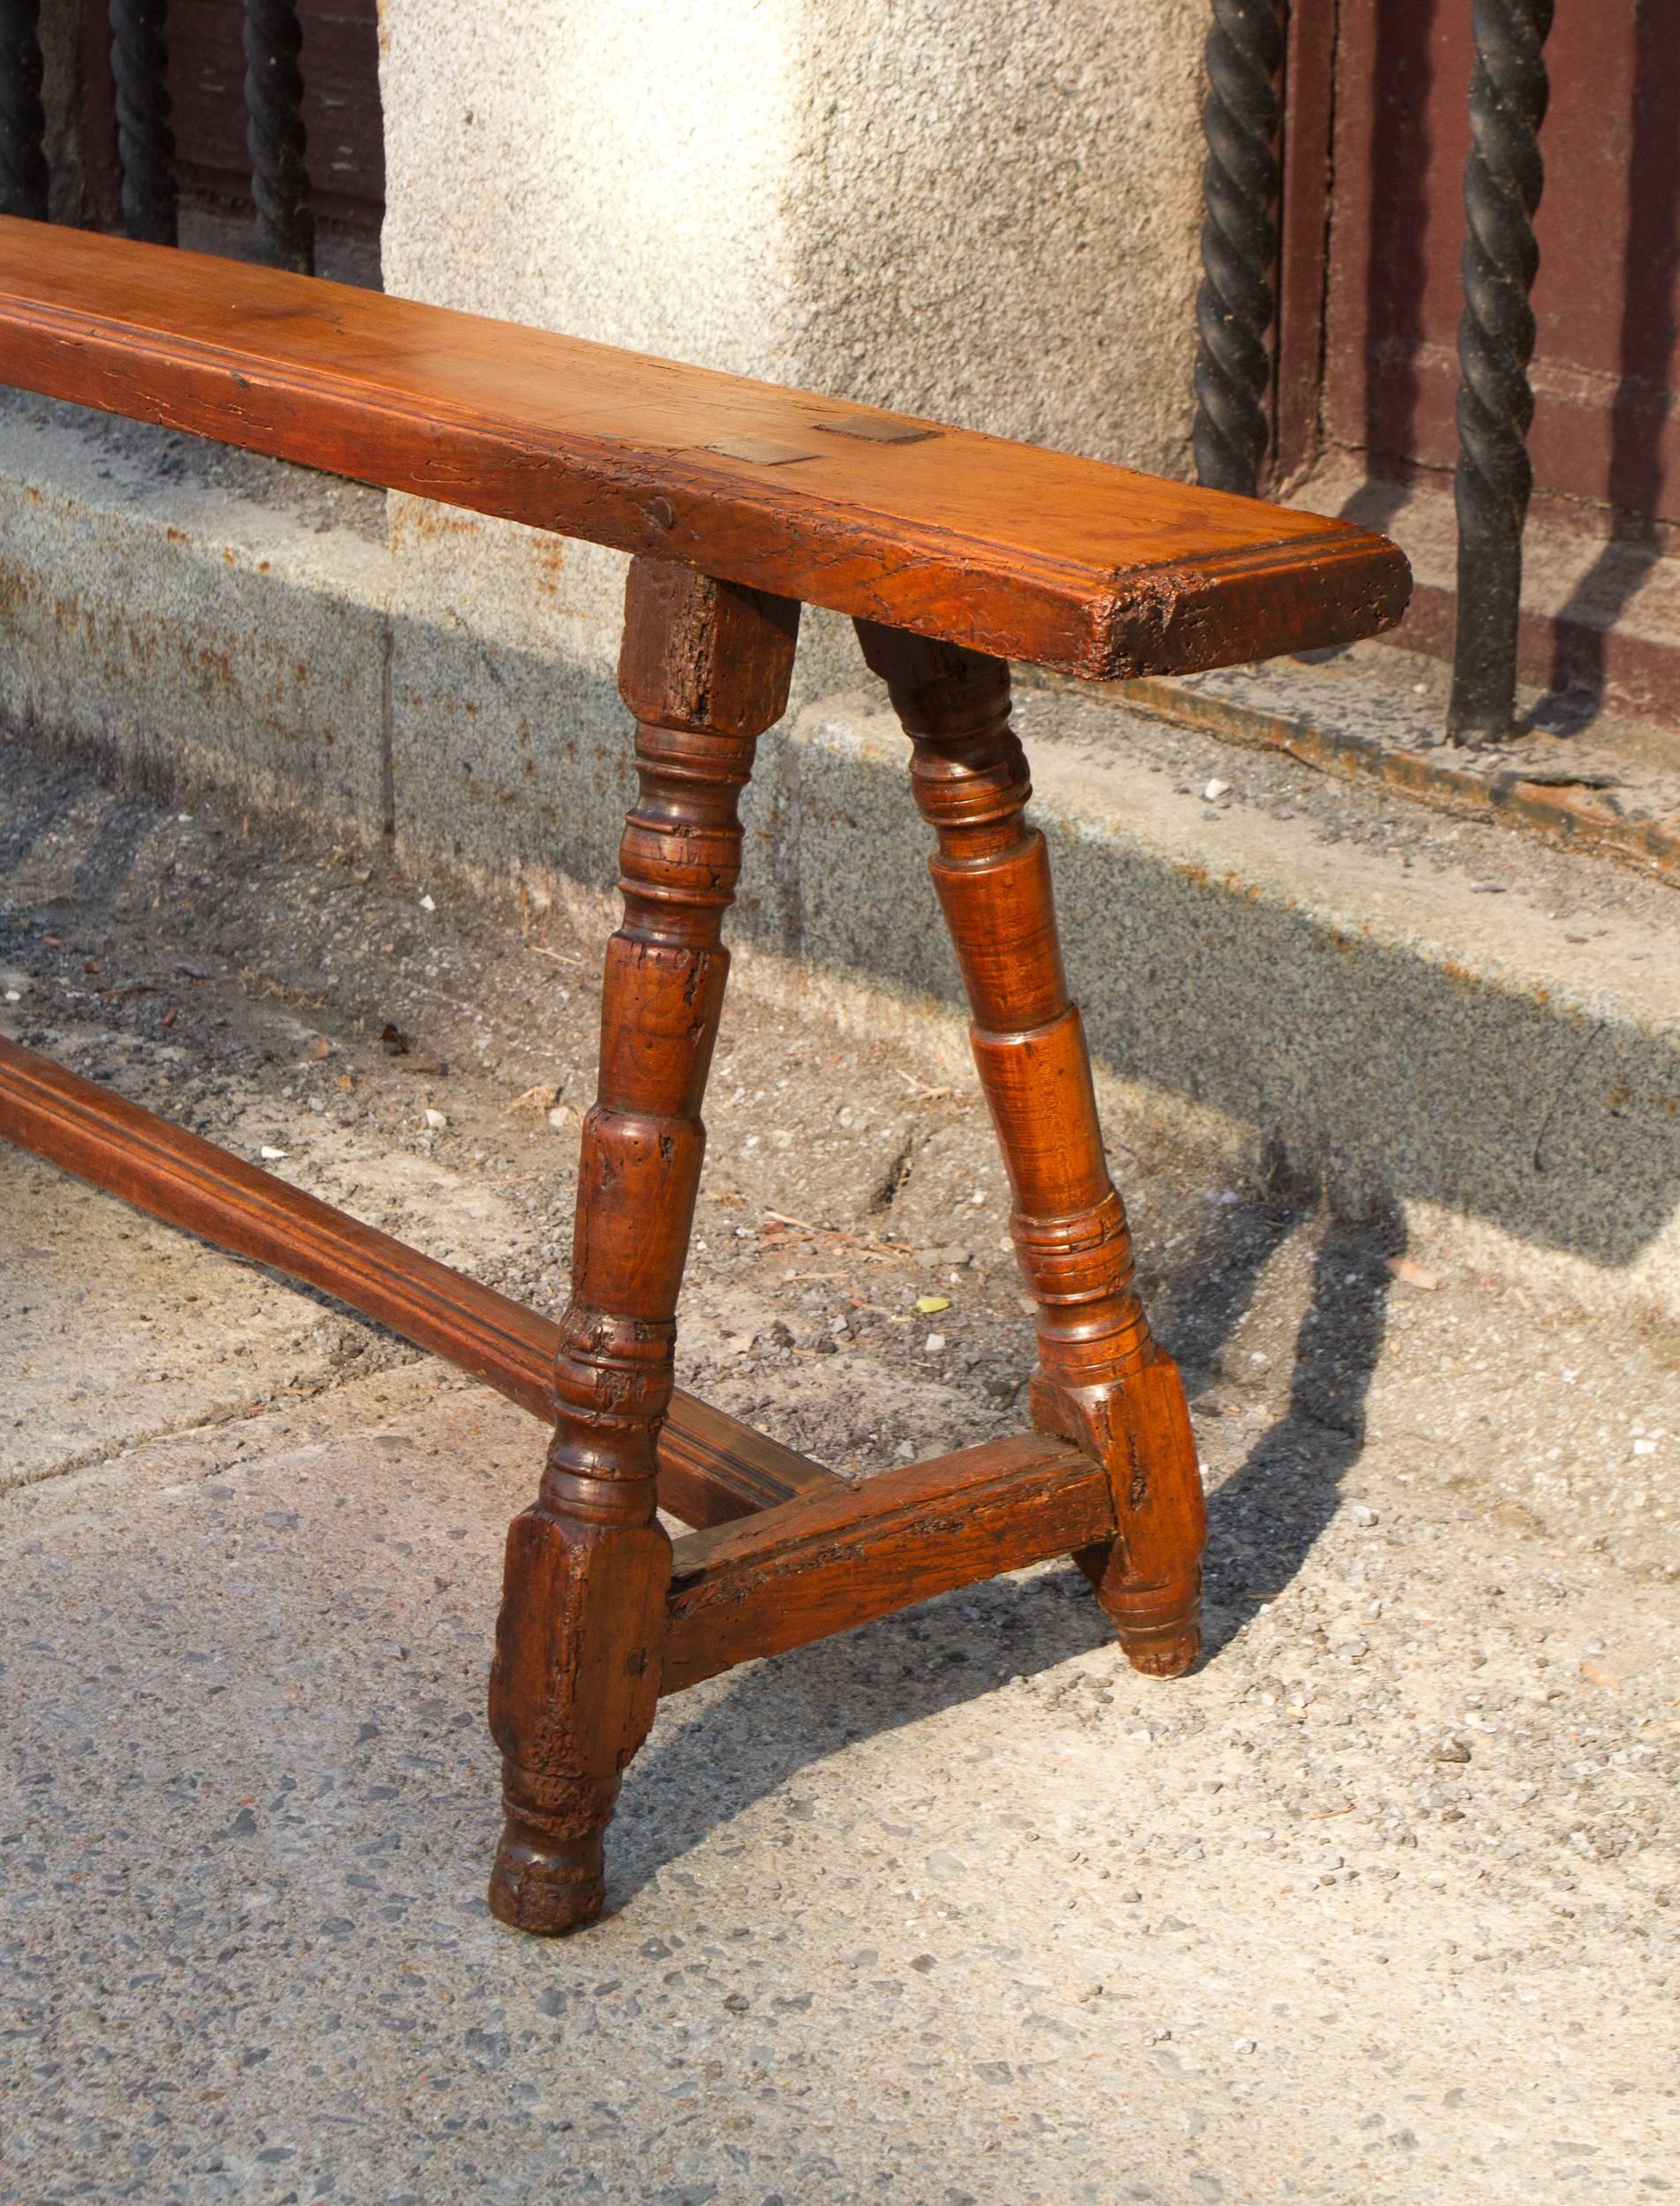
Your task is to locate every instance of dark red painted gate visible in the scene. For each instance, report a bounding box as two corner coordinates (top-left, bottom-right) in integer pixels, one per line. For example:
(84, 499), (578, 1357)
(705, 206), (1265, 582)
(81, 0), (383, 236)
(1320, 0), (1679, 530)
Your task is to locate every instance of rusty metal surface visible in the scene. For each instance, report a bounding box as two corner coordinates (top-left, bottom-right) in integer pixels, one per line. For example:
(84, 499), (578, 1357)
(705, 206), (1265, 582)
(1324, 2), (1680, 527)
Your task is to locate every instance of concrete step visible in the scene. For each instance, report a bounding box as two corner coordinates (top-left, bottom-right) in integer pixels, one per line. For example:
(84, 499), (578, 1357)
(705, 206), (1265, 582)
(2, 393), (1677, 1318)
(778, 682), (1680, 1320)
(1294, 454), (1680, 733)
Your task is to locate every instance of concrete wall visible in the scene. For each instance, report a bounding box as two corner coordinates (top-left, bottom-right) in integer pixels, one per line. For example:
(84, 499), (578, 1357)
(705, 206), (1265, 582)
(376, 0), (1208, 715)
(379, 0), (1204, 459)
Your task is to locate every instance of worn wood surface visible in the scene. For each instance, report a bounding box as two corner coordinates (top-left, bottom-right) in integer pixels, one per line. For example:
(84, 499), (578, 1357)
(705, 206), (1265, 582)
(0, 1032), (840, 1527)
(0, 218), (1409, 679)
(487, 562), (801, 1934)
(858, 624), (1208, 1676)
(663, 1433), (1115, 1694)
(0, 217), (1367, 1935)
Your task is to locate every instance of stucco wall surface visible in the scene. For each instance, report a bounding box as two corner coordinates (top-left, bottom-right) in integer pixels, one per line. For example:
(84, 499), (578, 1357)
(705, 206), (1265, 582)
(377, 0), (1208, 699)
(379, 0), (1204, 462)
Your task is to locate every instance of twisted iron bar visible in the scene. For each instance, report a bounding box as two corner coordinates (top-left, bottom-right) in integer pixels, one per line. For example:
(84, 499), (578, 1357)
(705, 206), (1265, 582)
(1192, 0), (1284, 498)
(244, 0), (312, 273)
(110, 0), (176, 245)
(0, 0), (48, 220)
(1448, 0), (1554, 744)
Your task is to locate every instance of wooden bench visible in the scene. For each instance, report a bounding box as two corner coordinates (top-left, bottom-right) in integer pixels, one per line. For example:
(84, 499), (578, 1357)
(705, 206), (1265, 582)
(0, 217), (1410, 1934)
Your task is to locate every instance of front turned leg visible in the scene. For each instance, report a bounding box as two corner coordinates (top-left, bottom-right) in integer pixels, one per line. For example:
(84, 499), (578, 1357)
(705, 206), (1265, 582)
(856, 622), (1204, 1676)
(488, 561), (800, 1932)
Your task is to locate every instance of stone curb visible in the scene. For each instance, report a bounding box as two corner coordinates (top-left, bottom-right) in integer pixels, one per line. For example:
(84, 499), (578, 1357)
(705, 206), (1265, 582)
(3, 413), (1676, 1318)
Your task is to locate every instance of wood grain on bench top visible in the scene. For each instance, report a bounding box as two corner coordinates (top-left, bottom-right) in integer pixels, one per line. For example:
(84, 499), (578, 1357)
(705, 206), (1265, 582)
(0, 218), (1409, 678)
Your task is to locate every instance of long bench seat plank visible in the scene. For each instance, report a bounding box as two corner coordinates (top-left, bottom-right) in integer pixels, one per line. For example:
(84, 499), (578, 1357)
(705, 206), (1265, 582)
(0, 219), (1408, 679)
(0, 1035), (842, 1527)
(662, 1432), (1116, 1693)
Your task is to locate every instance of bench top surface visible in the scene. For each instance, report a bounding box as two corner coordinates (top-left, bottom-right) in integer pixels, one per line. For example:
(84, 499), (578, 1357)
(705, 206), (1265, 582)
(0, 219), (1409, 679)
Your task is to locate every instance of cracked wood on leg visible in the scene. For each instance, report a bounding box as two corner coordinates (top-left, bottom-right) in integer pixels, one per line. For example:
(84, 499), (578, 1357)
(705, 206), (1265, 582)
(488, 561), (800, 1934)
(856, 624), (1206, 1677)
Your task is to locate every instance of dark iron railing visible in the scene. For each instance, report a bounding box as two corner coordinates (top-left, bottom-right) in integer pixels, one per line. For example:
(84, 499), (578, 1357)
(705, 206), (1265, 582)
(110, 0), (177, 246)
(1447, 0), (1554, 743)
(1192, 0), (1285, 499)
(0, 3), (1579, 754)
(2, 0), (314, 270)
(1190, 0), (1556, 748)
(0, 0), (48, 221)
(244, 0), (313, 274)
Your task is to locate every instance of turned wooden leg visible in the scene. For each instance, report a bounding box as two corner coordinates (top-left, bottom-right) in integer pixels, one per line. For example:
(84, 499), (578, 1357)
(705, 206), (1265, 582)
(857, 623), (1205, 1677)
(488, 561), (800, 1932)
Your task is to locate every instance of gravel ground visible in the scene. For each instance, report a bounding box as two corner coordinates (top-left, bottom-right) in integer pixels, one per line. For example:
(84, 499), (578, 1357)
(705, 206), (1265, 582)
(2, 741), (1677, 2204)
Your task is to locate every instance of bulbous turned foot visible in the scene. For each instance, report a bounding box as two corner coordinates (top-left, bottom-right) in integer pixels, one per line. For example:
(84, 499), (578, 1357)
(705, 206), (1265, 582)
(487, 1817), (604, 1935)
(1117, 1615), (1202, 1677)
(1106, 1572), (1203, 1678)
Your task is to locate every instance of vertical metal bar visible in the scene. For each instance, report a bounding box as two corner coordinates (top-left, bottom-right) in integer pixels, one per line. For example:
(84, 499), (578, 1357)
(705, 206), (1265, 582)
(0, 0), (47, 222)
(1447, 0), (1554, 744)
(1192, 0), (1285, 498)
(0, 0), (48, 220)
(109, 0), (176, 245)
(244, 0), (313, 274)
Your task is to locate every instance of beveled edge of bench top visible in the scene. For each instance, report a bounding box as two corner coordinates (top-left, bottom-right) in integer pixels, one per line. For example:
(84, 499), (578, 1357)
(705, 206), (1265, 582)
(0, 218), (1411, 679)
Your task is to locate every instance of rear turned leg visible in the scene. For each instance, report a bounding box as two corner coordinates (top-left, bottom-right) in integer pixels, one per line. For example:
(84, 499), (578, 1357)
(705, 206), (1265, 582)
(857, 621), (1204, 1674)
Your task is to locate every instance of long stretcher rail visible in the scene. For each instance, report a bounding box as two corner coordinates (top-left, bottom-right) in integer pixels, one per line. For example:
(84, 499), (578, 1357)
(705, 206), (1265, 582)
(0, 1035), (842, 1527)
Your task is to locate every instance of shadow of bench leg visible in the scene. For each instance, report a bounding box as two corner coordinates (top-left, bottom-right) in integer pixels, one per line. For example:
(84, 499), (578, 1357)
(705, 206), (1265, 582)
(488, 561), (801, 1932)
(856, 623), (1205, 1677)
